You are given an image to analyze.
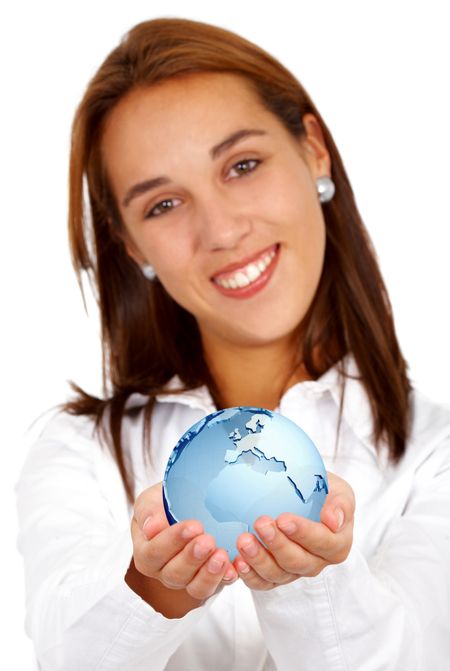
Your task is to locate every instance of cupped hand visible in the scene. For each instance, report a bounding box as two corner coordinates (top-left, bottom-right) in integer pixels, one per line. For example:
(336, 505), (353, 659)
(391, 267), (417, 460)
(131, 482), (238, 601)
(233, 471), (355, 590)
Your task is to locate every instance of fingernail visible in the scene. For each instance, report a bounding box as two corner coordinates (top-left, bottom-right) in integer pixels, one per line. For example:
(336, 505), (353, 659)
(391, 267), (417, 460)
(193, 542), (211, 560)
(142, 516), (153, 537)
(223, 567), (237, 581)
(335, 508), (344, 530)
(257, 523), (276, 542)
(237, 560), (251, 574)
(208, 556), (225, 574)
(241, 540), (258, 558)
(277, 520), (297, 535)
(181, 525), (199, 540)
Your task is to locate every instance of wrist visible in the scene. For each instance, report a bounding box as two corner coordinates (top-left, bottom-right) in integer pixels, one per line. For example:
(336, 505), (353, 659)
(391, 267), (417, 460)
(125, 557), (204, 618)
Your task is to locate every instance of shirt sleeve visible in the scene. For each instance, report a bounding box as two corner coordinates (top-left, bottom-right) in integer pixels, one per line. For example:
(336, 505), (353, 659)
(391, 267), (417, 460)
(251, 437), (450, 671)
(15, 412), (218, 671)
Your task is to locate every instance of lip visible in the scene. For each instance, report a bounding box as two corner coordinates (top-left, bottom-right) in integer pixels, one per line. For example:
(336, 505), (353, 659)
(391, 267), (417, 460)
(211, 243), (280, 299)
(211, 243), (278, 280)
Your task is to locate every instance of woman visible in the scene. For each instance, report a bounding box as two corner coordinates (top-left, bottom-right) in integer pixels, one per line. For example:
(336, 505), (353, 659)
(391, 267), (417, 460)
(16, 17), (450, 670)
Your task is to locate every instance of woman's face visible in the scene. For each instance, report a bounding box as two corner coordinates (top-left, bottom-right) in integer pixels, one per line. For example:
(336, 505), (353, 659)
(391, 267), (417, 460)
(101, 72), (331, 349)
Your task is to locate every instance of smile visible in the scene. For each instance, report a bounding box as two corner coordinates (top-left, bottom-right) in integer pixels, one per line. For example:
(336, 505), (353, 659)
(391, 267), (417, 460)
(211, 243), (280, 298)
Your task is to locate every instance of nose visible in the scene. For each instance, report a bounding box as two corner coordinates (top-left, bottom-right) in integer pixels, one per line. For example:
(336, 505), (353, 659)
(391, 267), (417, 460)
(195, 192), (253, 252)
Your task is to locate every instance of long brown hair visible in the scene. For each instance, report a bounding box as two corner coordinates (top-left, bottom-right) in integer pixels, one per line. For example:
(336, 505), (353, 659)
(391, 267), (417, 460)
(65, 17), (411, 504)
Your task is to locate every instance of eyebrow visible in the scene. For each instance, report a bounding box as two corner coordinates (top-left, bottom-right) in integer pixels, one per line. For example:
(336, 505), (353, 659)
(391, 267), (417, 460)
(210, 128), (267, 160)
(122, 128), (267, 208)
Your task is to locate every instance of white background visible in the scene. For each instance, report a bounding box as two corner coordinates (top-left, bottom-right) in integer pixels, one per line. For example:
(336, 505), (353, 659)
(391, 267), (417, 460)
(1, 1), (449, 666)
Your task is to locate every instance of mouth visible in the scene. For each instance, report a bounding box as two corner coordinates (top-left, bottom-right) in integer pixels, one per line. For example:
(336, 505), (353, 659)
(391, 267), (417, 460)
(211, 243), (280, 298)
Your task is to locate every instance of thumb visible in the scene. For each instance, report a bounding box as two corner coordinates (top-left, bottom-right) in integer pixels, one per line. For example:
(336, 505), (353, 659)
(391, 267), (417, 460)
(320, 471), (355, 533)
(133, 481), (169, 539)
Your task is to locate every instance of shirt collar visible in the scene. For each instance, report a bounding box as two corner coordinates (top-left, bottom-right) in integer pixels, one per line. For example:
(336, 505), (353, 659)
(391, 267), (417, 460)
(126, 352), (376, 452)
(155, 379), (216, 413)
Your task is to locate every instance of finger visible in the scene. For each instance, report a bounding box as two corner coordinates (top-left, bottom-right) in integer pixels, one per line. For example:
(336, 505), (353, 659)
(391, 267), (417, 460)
(159, 533), (217, 588)
(185, 549), (233, 600)
(132, 517), (204, 576)
(222, 563), (239, 584)
(275, 513), (350, 564)
(271, 470), (355, 562)
(254, 516), (332, 576)
(320, 505), (347, 534)
(133, 482), (164, 522)
(253, 515), (320, 575)
(321, 471), (355, 532)
(234, 555), (288, 591)
(132, 482), (170, 540)
(133, 514), (169, 543)
(235, 532), (292, 584)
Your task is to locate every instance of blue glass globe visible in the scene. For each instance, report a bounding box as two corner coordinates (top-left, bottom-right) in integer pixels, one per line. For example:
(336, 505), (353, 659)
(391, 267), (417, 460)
(163, 407), (328, 559)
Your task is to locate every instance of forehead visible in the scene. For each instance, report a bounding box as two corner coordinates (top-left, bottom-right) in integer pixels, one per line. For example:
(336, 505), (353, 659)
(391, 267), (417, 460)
(101, 72), (276, 151)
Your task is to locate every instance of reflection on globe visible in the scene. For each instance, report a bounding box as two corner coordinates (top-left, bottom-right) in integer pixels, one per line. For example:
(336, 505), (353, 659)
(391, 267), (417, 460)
(163, 407), (328, 559)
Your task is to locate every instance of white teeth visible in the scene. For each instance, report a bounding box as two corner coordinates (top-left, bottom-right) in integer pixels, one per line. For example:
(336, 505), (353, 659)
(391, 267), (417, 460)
(235, 272), (250, 288)
(214, 246), (278, 289)
(246, 264), (261, 282)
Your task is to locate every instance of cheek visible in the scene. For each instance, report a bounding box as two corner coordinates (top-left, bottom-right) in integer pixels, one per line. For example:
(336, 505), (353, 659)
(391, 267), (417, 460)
(268, 171), (326, 269)
(134, 224), (191, 273)
(155, 249), (189, 289)
(298, 217), (327, 296)
(148, 234), (199, 306)
(302, 203), (326, 253)
(283, 187), (327, 301)
(290, 178), (326, 255)
(257, 165), (315, 223)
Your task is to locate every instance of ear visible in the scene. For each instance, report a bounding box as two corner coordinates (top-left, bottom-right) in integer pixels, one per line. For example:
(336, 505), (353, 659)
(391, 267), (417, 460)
(298, 113), (332, 179)
(107, 216), (146, 266)
(125, 241), (145, 266)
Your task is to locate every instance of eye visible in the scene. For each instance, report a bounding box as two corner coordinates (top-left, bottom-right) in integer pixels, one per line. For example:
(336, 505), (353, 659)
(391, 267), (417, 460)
(145, 197), (182, 219)
(228, 158), (261, 179)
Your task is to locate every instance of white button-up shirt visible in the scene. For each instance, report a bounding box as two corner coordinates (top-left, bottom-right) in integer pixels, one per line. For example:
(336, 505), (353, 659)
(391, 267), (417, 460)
(15, 355), (450, 670)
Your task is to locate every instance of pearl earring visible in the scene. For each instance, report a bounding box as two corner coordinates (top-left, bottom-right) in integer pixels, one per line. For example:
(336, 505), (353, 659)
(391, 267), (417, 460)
(316, 176), (335, 203)
(142, 263), (156, 280)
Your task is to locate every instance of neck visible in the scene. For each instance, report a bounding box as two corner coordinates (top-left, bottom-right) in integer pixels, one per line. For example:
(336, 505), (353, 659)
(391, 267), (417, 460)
(201, 331), (312, 411)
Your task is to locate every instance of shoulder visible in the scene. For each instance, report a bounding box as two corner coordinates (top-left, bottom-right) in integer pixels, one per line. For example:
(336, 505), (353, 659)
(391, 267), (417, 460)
(38, 407), (99, 444)
(16, 410), (105, 492)
(16, 406), (123, 493)
(16, 407), (132, 527)
(21, 407), (103, 465)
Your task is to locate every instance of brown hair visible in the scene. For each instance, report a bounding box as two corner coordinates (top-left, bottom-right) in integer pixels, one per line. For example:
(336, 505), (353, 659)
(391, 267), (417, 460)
(65, 17), (412, 504)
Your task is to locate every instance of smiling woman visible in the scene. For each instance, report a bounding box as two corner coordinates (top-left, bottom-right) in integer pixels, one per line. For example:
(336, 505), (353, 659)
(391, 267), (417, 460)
(15, 16), (450, 671)
(67, 19), (411, 457)
(100, 72), (328, 365)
